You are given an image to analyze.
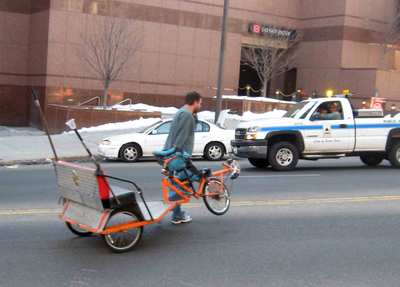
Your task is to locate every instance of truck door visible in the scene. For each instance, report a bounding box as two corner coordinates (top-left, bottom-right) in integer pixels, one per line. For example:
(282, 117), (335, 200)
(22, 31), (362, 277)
(303, 101), (355, 153)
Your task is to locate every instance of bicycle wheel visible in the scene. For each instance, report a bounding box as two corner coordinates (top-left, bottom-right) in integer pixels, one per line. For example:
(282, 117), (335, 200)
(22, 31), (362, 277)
(103, 211), (143, 253)
(203, 178), (230, 216)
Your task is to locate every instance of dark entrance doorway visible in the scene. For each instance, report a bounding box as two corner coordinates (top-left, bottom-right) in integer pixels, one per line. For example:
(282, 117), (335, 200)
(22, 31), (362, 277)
(238, 47), (262, 97)
(283, 68), (297, 95)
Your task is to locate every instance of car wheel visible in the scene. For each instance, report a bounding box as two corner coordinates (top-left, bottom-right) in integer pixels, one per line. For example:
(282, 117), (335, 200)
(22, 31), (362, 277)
(248, 158), (269, 168)
(388, 141), (400, 168)
(119, 143), (142, 162)
(204, 142), (225, 161)
(268, 142), (299, 171)
(360, 154), (384, 166)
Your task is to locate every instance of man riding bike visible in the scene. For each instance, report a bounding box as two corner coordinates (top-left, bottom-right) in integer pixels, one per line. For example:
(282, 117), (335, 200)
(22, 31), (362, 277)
(163, 91), (202, 224)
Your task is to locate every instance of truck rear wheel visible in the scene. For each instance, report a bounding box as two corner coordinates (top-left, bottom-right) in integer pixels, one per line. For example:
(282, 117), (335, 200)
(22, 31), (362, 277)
(388, 142), (400, 168)
(360, 154), (384, 166)
(268, 142), (299, 171)
(248, 158), (269, 168)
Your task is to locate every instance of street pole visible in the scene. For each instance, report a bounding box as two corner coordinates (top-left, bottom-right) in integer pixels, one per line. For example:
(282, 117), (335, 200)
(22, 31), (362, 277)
(214, 0), (229, 123)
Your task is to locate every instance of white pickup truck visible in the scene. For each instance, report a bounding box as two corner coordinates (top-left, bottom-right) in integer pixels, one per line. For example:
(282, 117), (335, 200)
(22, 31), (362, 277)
(231, 97), (400, 171)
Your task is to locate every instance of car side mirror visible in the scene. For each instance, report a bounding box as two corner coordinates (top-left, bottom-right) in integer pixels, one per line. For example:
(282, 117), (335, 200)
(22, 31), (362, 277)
(65, 119), (77, 130)
(151, 129), (158, 135)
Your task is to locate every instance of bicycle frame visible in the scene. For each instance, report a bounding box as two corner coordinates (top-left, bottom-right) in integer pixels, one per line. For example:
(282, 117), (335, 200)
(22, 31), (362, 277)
(101, 162), (235, 235)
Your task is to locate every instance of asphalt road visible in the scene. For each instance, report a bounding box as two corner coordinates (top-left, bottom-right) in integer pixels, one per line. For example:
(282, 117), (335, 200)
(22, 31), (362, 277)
(1, 158), (400, 286)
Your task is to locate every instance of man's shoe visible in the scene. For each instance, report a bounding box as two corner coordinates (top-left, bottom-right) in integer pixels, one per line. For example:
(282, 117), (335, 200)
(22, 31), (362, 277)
(171, 213), (192, 225)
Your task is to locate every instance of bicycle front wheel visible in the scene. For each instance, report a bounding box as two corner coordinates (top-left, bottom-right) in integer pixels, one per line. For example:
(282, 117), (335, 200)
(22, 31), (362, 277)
(203, 178), (230, 215)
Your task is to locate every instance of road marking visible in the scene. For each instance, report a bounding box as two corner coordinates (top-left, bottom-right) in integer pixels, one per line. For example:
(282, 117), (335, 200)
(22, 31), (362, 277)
(2, 195), (400, 216)
(0, 208), (59, 216)
(240, 174), (320, 178)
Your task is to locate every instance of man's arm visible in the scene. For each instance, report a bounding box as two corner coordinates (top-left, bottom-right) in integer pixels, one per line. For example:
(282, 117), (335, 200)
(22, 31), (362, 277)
(174, 112), (194, 151)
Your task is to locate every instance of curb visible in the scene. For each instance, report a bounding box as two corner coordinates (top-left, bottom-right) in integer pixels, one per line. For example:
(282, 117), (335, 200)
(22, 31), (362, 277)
(0, 156), (93, 167)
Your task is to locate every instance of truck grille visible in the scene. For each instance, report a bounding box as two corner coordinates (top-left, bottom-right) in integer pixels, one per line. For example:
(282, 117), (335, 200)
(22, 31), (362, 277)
(235, 128), (247, 140)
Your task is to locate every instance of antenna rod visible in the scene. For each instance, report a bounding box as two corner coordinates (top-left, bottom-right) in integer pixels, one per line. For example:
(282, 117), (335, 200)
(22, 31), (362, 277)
(31, 88), (59, 161)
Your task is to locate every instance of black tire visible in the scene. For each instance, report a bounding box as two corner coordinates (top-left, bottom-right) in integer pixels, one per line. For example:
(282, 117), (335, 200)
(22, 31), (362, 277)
(65, 222), (93, 237)
(248, 158), (269, 168)
(103, 211), (143, 253)
(119, 143), (142, 162)
(268, 142), (299, 171)
(388, 141), (400, 168)
(360, 154), (384, 166)
(203, 178), (230, 216)
(204, 142), (225, 161)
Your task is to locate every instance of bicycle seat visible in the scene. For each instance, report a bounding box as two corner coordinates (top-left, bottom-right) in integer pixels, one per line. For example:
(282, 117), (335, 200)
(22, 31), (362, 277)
(153, 148), (176, 158)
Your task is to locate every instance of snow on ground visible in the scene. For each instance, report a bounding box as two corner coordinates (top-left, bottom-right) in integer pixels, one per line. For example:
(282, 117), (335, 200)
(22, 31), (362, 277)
(220, 95), (295, 104)
(76, 117), (161, 133)
(76, 104), (287, 133)
(112, 103), (178, 115)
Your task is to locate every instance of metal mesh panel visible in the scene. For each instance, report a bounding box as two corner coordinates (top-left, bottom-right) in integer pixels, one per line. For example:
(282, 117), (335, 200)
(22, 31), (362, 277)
(55, 161), (103, 211)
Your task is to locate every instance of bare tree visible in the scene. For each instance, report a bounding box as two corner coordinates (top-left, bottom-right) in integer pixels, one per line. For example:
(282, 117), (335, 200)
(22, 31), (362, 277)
(80, 16), (141, 106)
(241, 32), (300, 97)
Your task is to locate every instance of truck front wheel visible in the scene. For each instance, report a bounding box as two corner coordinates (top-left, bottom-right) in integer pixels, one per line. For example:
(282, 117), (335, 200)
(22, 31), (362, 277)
(248, 158), (269, 168)
(360, 154), (384, 166)
(388, 142), (400, 168)
(268, 142), (299, 171)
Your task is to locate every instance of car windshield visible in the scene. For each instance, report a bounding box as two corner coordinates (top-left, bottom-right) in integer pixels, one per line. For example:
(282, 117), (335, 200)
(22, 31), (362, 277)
(283, 102), (309, 118)
(138, 121), (163, 133)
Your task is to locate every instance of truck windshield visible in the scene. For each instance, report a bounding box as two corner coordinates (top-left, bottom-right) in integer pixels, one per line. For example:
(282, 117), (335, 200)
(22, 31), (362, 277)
(283, 102), (309, 118)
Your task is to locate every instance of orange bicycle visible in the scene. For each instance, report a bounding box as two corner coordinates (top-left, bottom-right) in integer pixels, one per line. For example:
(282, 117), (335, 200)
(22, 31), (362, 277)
(156, 148), (240, 216)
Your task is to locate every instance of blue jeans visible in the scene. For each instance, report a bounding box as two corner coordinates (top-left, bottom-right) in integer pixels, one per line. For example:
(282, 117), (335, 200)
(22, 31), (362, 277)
(169, 192), (185, 219)
(169, 178), (193, 219)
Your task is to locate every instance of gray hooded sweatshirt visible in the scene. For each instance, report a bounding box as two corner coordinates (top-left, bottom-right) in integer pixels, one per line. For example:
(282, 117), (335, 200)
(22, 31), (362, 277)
(164, 106), (196, 155)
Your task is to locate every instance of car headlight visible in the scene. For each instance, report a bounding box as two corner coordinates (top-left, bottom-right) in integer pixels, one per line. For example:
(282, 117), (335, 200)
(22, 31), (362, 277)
(100, 139), (112, 145)
(246, 126), (259, 140)
(247, 126), (259, 133)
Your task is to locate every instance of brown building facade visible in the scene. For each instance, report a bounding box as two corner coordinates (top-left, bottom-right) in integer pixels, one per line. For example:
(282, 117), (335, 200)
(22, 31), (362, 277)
(1, 0), (399, 126)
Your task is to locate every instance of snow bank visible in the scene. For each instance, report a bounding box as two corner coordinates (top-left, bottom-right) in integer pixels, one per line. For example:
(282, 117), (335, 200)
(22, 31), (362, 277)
(72, 103), (287, 133)
(76, 118), (161, 133)
(241, 110), (287, 121)
(112, 103), (178, 115)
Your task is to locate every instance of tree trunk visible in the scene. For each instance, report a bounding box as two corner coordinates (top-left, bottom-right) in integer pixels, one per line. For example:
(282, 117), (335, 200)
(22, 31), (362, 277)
(262, 82), (268, 97)
(102, 82), (109, 107)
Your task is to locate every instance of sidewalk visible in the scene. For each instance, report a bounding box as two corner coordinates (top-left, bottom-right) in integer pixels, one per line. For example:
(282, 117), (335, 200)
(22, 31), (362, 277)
(0, 120), (159, 166)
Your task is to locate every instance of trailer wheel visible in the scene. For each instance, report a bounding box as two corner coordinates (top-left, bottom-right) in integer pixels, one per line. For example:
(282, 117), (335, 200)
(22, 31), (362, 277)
(360, 154), (384, 166)
(103, 211), (143, 253)
(66, 222), (93, 237)
(388, 142), (400, 168)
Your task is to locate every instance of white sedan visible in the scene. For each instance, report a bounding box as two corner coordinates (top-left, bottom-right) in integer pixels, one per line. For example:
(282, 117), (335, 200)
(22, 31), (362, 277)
(98, 120), (234, 162)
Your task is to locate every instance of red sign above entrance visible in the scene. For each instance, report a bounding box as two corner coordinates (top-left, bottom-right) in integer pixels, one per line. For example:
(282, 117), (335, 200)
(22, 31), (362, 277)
(248, 23), (296, 40)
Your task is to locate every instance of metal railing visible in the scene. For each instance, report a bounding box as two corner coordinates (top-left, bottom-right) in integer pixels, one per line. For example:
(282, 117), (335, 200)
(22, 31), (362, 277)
(114, 98), (132, 105)
(78, 96), (100, 106)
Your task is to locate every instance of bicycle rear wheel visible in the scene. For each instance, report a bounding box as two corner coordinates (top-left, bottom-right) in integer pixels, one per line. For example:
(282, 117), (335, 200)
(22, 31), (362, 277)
(203, 178), (230, 215)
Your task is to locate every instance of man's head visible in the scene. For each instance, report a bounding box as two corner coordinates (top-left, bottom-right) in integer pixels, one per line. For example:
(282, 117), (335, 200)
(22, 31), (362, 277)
(328, 102), (338, 112)
(185, 91), (202, 113)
